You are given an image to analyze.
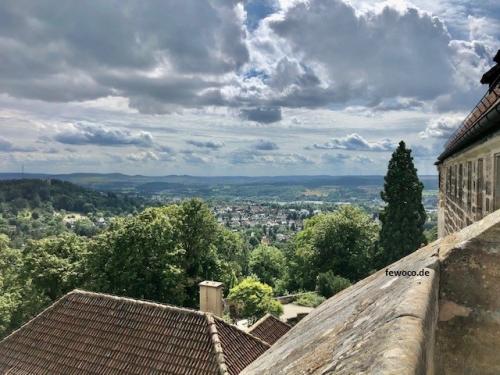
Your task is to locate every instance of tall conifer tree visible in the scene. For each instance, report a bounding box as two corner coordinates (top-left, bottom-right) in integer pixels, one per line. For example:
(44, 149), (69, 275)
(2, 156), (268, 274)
(379, 141), (426, 265)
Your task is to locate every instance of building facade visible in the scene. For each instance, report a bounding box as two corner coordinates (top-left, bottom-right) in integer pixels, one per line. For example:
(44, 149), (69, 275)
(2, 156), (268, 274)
(437, 51), (500, 237)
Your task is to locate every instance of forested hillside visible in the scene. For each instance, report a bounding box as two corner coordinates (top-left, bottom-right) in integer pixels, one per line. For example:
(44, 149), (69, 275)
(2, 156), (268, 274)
(0, 179), (147, 247)
(0, 179), (145, 214)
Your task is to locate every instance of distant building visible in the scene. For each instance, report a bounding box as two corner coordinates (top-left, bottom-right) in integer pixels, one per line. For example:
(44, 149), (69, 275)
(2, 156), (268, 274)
(436, 50), (500, 237)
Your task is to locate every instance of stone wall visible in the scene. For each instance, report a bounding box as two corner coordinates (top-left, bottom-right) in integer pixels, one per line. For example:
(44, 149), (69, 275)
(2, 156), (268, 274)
(435, 211), (500, 374)
(241, 209), (500, 375)
(438, 129), (500, 237)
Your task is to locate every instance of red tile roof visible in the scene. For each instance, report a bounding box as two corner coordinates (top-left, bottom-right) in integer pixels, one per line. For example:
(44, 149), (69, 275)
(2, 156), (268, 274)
(0, 290), (269, 375)
(248, 314), (291, 346)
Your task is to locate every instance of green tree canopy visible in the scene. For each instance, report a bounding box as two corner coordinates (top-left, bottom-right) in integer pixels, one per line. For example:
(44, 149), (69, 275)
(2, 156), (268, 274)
(0, 235), (23, 336)
(227, 277), (283, 321)
(87, 199), (244, 307)
(23, 233), (89, 301)
(379, 141), (427, 266)
(249, 245), (286, 287)
(287, 205), (378, 291)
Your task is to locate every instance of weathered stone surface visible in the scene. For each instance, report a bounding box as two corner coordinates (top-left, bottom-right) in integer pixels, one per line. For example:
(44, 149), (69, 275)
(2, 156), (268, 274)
(241, 242), (440, 375)
(436, 211), (500, 375)
(242, 209), (500, 375)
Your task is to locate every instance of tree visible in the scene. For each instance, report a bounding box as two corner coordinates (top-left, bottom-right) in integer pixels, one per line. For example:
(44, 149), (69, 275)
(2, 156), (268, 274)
(87, 199), (241, 308)
(288, 205), (378, 288)
(74, 218), (98, 237)
(87, 205), (188, 305)
(0, 235), (23, 336)
(227, 277), (283, 321)
(23, 233), (89, 301)
(249, 245), (286, 287)
(215, 228), (249, 286)
(379, 141), (427, 266)
(316, 271), (351, 298)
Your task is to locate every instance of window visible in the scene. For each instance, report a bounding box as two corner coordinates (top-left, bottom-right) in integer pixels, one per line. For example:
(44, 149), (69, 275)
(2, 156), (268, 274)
(453, 165), (457, 199)
(458, 164), (463, 204)
(495, 154), (500, 210)
(446, 167), (451, 196)
(467, 161), (472, 211)
(477, 158), (484, 216)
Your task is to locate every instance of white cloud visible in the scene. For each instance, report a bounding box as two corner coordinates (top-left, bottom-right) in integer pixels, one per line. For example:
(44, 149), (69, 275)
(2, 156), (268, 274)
(253, 139), (280, 150)
(321, 152), (374, 164)
(54, 123), (154, 147)
(419, 114), (464, 138)
(313, 133), (396, 151)
(186, 139), (225, 150)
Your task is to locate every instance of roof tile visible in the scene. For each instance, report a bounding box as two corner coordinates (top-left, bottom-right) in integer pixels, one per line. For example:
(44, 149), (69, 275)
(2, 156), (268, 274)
(0, 290), (269, 375)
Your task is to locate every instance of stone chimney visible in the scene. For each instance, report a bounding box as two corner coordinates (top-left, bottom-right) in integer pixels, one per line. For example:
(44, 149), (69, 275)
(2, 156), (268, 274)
(199, 280), (224, 317)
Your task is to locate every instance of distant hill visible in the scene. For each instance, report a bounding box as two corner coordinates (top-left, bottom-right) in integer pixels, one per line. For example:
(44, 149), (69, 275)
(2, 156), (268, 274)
(0, 179), (145, 214)
(0, 173), (438, 189)
(0, 173), (438, 203)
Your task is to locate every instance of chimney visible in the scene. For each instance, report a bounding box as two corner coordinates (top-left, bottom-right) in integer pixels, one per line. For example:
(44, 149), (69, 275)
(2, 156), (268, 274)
(199, 281), (224, 317)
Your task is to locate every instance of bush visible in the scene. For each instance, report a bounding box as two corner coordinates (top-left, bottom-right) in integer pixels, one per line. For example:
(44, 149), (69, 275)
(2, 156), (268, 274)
(316, 271), (351, 298)
(227, 277), (283, 321)
(295, 293), (325, 307)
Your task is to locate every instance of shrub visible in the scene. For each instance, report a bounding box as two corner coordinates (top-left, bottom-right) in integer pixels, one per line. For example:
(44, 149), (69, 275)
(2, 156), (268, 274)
(316, 271), (351, 298)
(227, 277), (283, 321)
(295, 292), (325, 307)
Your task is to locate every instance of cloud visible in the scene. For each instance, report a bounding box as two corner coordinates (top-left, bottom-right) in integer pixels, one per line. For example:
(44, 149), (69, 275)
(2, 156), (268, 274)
(268, 1), (455, 102)
(321, 152), (374, 164)
(126, 150), (175, 162)
(239, 107), (282, 123)
(226, 149), (258, 165)
(313, 133), (396, 151)
(0, 0), (497, 122)
(0, 136), (37, 152)
(253, 139), (279, 150)
(244, 0), (279, 31)
(186, 139), (225, 150)
(419, 114), (464, 139)
(183, 152), (211, 164)
(0, 1), (248, 108)
(227, 148), (312, 165)
(54, 123), (154, 147)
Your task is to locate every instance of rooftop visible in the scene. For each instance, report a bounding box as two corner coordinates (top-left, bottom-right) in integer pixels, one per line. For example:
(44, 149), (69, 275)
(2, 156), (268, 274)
(0, 290), (270, 375)
(437, 50), (500, 163)
(248, 314), (291, 346)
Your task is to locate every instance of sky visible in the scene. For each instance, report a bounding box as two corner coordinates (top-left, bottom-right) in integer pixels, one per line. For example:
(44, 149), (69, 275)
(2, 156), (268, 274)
(0, 0), (499, 176)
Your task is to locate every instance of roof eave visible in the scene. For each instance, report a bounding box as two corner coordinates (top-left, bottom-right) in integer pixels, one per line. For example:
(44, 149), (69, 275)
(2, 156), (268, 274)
(436, 100), (500, 164)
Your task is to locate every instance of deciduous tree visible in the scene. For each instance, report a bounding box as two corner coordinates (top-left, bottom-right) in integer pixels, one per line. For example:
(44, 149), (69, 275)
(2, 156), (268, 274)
(227, 277), (283, 321)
